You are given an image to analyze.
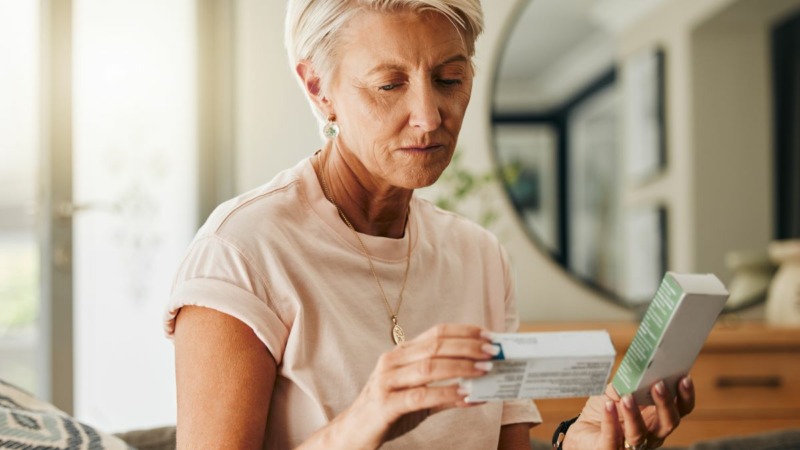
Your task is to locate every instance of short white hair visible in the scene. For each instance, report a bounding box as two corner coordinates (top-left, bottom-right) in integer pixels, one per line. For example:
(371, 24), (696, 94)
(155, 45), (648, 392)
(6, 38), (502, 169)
(285, 0), (484, 127)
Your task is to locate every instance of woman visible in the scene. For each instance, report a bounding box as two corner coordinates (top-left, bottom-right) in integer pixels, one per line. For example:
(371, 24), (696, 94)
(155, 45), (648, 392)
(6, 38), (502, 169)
(165, 1), (694, 449)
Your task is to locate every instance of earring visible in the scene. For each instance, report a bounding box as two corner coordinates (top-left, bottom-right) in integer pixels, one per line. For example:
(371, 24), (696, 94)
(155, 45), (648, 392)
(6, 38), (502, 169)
(323, 114), (339, 139)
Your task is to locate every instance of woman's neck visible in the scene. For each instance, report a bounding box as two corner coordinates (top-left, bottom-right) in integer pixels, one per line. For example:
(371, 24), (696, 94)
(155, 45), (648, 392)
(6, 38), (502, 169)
(314, 144), (412, 239)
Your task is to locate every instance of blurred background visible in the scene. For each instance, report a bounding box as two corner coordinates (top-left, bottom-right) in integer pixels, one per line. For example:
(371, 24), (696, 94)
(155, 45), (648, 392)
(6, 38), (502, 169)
(0, 0), (798, 439)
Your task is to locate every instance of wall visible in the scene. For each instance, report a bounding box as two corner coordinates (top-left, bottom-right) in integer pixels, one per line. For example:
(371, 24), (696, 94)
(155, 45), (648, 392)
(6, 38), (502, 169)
(692, 19), (773, 286)
(616, 0), (735, 278)
(690, 0), (800, 285)
(617, 0), (800, 319)
(235, 0), (319, 191)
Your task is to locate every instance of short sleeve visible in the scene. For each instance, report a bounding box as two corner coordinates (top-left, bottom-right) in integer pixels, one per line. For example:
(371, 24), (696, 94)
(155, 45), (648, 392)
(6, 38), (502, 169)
(501, 399), (542, 426)
(498, 242), (543, 426)
(164, 235), (290, 365)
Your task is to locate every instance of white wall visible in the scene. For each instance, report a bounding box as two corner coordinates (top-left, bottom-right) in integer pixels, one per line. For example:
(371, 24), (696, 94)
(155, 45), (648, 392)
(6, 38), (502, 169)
(233, 0), (632, 322)
(235, 0), (319, 192)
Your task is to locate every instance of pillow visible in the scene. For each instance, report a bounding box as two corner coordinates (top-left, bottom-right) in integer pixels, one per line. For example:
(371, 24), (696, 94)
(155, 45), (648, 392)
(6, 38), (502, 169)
(0, 379), (133, 449)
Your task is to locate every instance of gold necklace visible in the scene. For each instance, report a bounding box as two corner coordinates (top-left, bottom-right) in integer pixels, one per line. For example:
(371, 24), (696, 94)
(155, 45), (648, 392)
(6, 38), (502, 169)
(315, 154), (412, 345)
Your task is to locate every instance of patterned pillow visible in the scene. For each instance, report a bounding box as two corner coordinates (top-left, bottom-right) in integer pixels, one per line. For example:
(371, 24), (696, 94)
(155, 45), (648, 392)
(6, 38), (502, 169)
(0, 379), (134, 449)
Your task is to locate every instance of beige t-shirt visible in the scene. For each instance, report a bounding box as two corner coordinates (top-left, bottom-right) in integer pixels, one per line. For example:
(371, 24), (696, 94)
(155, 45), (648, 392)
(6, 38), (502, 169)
(165, 157), (541, 449)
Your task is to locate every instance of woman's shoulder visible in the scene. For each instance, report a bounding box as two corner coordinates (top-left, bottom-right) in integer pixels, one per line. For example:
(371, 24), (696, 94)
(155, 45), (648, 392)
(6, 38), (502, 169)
(197, 161), (310, 242)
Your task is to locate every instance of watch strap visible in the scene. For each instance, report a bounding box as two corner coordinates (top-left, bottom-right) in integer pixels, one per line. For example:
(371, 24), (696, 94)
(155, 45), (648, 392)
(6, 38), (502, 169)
(552, 415), (580, 449)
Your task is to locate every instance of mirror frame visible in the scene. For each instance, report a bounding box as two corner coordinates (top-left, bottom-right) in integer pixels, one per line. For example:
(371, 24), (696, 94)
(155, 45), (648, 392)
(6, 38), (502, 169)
(488, 2), (667, 313)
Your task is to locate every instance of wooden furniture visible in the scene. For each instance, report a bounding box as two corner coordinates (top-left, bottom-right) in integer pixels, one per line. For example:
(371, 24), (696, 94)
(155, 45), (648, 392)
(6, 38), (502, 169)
(520, 321), (800, 446)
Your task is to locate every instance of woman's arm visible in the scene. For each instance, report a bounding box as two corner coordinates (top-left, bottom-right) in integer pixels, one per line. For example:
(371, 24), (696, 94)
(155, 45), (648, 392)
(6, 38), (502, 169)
(176, 311), (494, 450)
(174, 306), (276, 450)
(498, 423), (532, 450)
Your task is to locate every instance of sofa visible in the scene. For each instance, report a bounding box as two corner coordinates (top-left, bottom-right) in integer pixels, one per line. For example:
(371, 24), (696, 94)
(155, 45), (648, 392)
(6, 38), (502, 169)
(3, 378), (799, 449)
(115, 425), (800, 450)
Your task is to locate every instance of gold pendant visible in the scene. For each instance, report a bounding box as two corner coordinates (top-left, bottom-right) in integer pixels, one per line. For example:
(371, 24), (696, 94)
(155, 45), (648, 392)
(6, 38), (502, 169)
(392, 323), (405, 345)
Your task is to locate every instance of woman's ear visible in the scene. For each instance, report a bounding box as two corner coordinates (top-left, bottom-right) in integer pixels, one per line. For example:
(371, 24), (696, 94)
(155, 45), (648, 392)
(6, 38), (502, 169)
(296, 60), (332, 116)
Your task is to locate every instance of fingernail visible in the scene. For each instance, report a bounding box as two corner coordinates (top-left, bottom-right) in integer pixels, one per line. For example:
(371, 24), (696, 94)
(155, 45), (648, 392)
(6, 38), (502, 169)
(481, 343), (500, 356)
(682, 376), (693, 390)
(605, 400), (615, 412)
(474, 361), (493, 372)
(655, 381), (666, 396)
(457, 386), (469, 396)
(480, 330), (495, 341)
(623, 395), (635, 410)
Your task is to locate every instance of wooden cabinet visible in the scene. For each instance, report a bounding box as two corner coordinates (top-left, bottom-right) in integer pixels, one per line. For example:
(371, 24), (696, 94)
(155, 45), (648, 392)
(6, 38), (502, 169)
(520, 321), (800, 446)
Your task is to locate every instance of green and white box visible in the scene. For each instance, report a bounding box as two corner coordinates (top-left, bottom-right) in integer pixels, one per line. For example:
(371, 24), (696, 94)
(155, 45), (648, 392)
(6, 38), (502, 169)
(612, 272), (729, 405)
(461, 331), (616, 402)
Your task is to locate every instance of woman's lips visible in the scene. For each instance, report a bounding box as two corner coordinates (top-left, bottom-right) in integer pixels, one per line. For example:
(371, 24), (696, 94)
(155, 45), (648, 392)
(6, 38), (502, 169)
(399, 144), (444, 151)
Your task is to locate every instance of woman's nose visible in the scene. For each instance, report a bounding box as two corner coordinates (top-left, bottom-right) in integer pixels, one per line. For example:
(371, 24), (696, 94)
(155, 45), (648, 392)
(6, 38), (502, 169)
(408, 84), (442, 132)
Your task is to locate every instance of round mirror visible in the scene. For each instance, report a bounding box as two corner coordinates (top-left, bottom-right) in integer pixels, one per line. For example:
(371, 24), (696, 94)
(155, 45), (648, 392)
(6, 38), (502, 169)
(491, 0), (785, 311)
(493, 0), (628, 304)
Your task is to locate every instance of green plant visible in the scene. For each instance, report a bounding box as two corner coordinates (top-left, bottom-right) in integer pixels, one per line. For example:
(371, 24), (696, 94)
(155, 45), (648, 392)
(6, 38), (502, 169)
(431, 152), (501, 229)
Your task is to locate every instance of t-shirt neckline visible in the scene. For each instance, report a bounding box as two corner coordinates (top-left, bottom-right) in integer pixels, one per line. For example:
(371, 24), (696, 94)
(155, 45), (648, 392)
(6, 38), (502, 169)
(300, 157), (417, 262)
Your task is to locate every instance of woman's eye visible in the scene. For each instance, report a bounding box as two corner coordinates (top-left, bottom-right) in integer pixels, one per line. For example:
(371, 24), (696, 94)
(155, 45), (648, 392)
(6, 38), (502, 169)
(379, 83), (399, 91)
(438, 79), (462, 87)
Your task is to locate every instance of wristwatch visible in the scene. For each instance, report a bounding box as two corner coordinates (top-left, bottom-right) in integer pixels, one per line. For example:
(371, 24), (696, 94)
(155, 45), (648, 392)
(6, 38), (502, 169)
(551, 415), (579, 449)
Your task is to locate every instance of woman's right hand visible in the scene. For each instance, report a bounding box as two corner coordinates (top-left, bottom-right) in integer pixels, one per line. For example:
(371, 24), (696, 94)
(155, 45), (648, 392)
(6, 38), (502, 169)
(298, 323), (497, 450)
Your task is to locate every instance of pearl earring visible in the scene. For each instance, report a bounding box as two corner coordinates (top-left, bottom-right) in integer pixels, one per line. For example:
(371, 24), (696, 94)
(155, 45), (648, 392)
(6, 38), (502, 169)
(323, 114), (339, 139)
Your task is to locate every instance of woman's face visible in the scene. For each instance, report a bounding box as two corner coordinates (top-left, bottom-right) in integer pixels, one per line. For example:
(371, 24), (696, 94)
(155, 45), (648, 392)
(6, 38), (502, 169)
(326, 9), (474, 190)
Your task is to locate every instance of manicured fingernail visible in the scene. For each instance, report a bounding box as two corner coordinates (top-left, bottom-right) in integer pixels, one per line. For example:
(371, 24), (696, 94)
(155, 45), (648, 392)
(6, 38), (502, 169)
(605, 400), (615, 412)
(457, 386), (469, 396)
(481, 343), (500, 356)
(655, 381), (666, 396)
(474, 361), (493, 372)
(480, 330), (494, 341)
(682, 376), (693, 390)
(623, 395), (635, 410)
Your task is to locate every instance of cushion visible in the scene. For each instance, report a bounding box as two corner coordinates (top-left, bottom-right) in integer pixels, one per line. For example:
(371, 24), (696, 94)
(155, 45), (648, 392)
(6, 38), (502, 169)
(114, 426), (175, 450)
(0, 378), (133, 449)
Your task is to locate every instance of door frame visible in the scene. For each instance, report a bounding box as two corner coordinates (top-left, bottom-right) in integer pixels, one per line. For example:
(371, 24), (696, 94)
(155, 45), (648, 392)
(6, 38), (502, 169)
(39, 0), (74, 414)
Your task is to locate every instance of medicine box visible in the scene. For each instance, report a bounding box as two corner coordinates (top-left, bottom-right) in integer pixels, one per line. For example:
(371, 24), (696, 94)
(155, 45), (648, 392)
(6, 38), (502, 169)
(612, 272), (729, 405)
(461, 330), (615, 402)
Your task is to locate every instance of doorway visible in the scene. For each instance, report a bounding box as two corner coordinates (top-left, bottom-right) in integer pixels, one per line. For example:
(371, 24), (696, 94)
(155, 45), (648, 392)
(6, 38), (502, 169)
(773, 10), (800, 239)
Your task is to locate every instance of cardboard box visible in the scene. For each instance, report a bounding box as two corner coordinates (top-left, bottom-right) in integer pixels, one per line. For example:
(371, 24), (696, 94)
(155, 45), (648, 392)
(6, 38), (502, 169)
(460, 331), (616, 402)
(612, 272), (729, 405)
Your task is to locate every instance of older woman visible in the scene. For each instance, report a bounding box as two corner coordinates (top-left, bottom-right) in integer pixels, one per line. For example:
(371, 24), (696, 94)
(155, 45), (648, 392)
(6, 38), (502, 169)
(165, 1), (694, 449)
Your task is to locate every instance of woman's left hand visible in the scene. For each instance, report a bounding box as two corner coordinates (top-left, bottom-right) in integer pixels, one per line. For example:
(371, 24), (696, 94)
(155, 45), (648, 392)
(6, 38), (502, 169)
(562, 376), (695, 450)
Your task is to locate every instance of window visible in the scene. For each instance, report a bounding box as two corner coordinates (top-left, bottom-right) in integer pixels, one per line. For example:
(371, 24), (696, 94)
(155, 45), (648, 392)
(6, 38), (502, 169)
(0, 0), (43, 396)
